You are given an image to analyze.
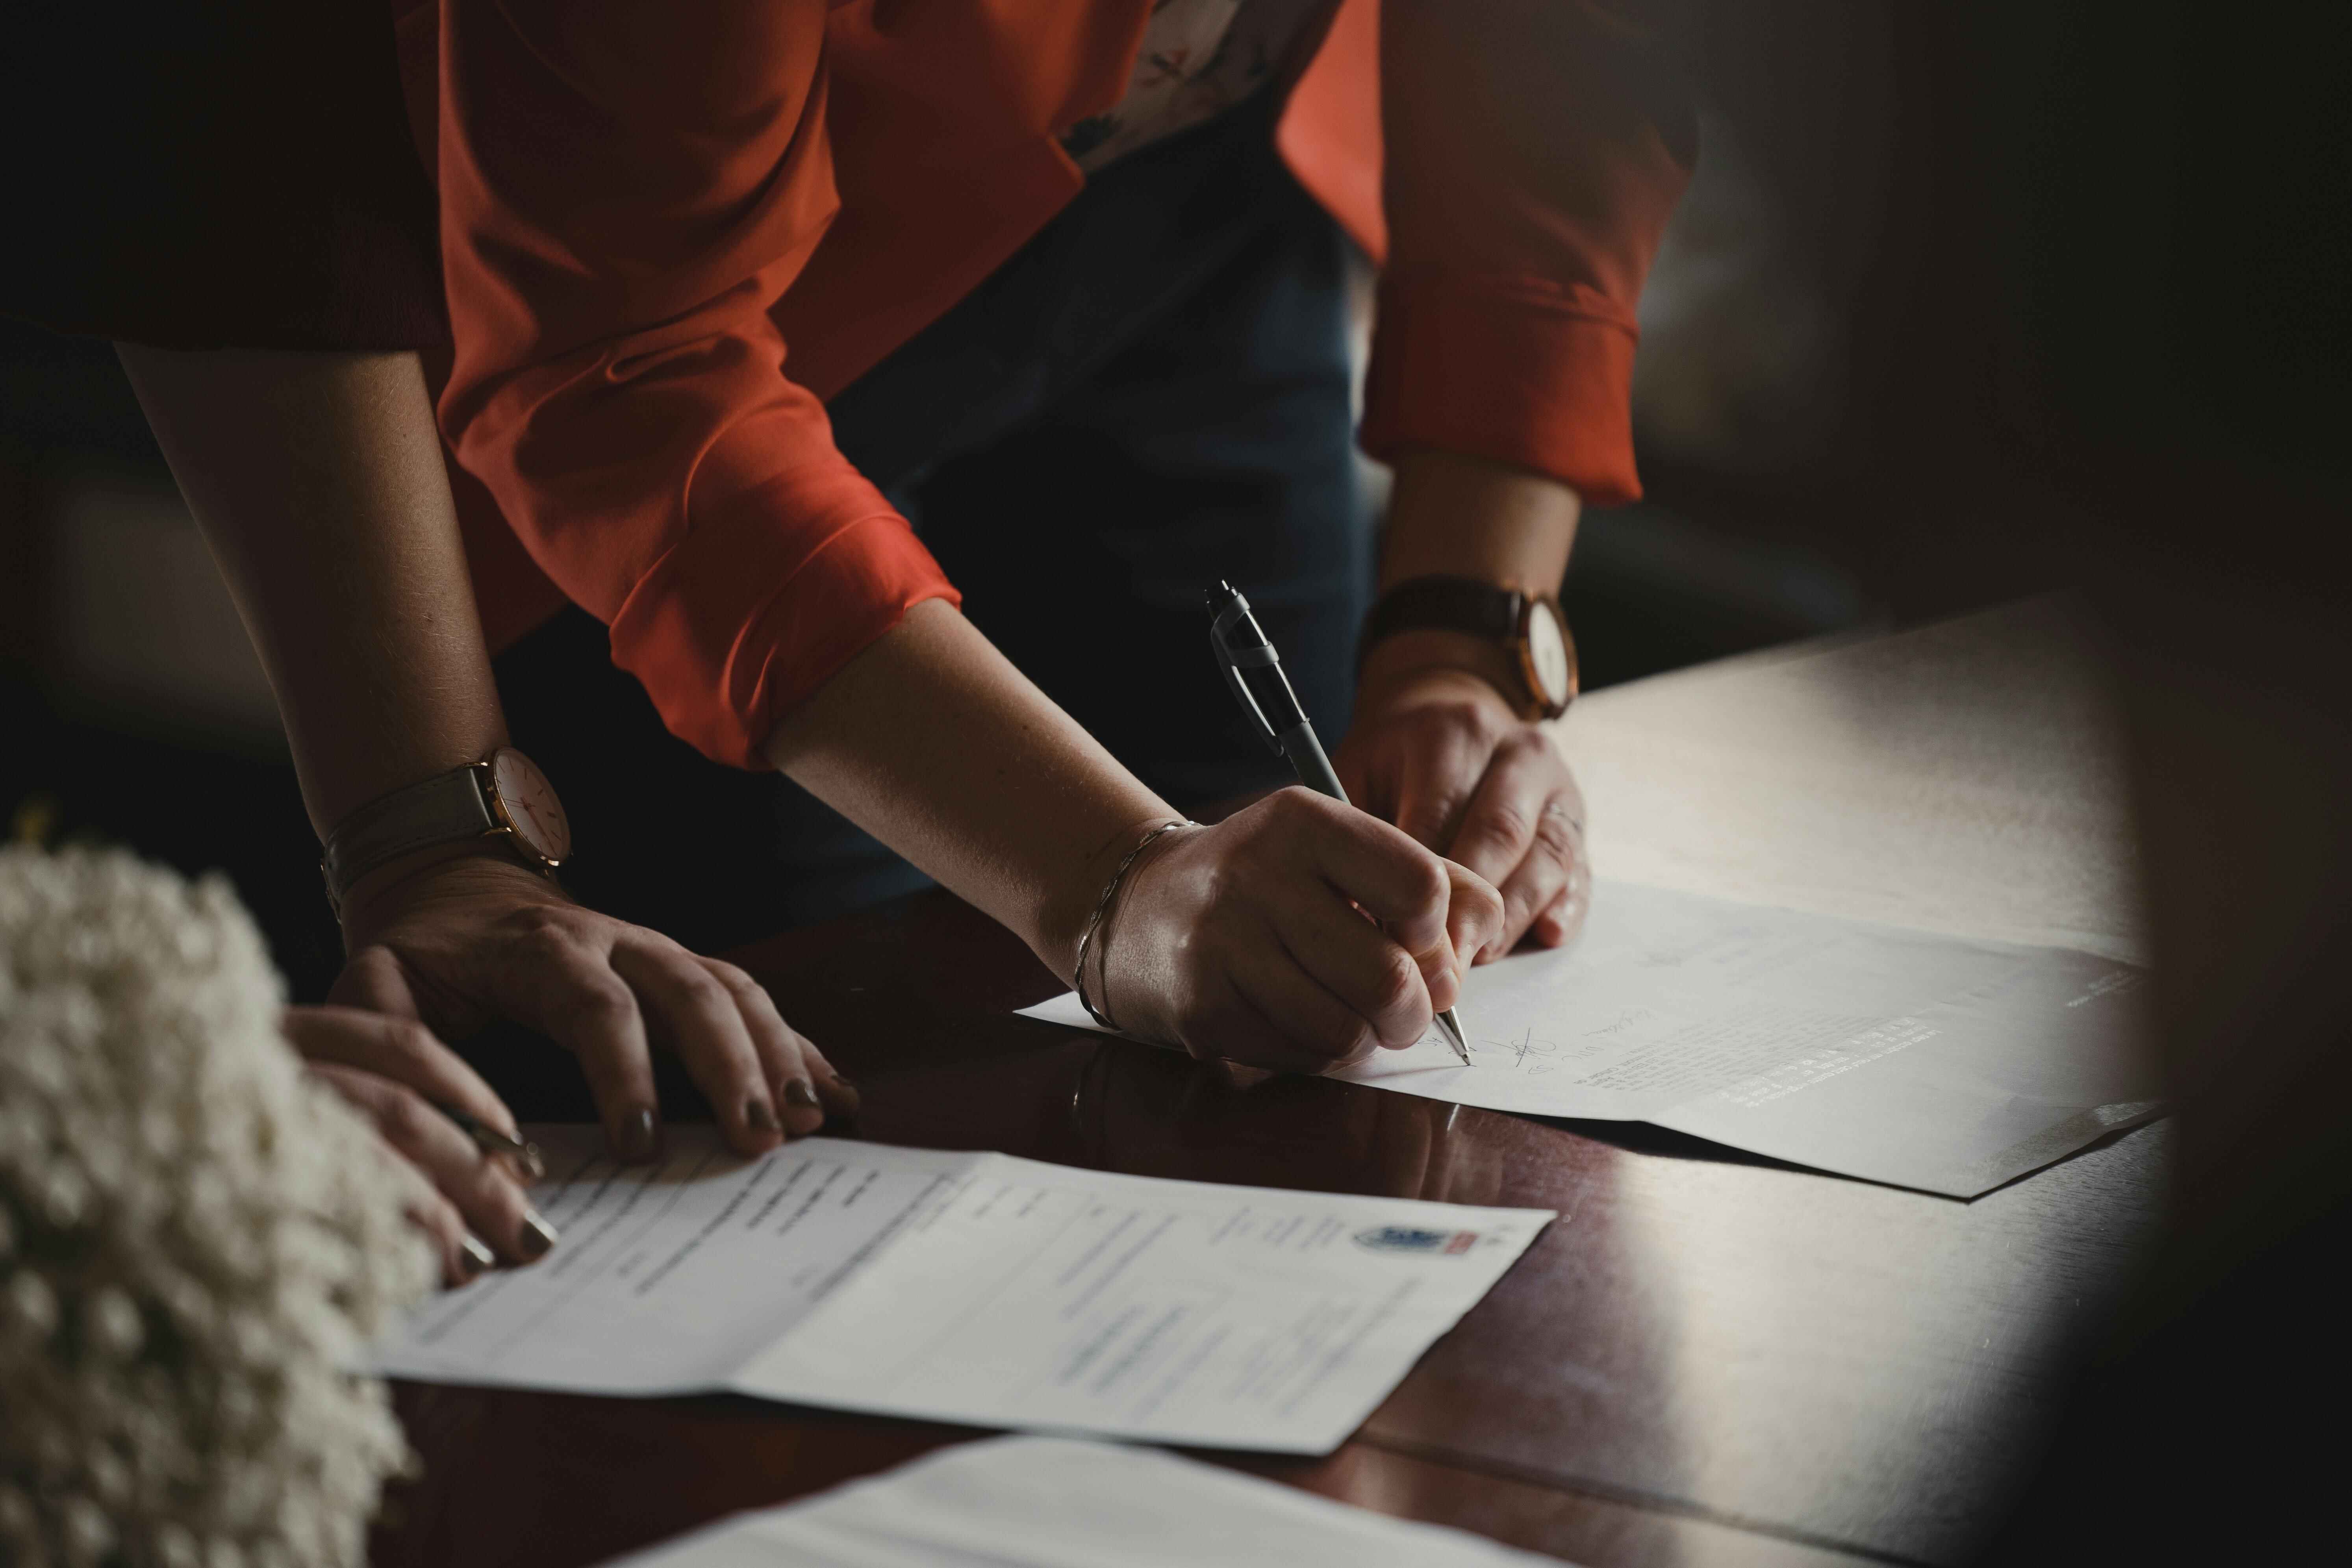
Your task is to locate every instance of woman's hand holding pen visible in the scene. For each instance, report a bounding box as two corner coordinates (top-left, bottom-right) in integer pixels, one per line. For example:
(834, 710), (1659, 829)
(1092, 789), (1504, 1073)
(758, 599), (1499, 1075)
(281, 1003), (555, 1288)
(330, 852), (858, 1169)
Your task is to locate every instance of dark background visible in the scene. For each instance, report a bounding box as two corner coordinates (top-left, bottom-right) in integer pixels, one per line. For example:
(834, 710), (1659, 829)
(3, 0), (2343, 997)
(4, 3), (2348, 1555)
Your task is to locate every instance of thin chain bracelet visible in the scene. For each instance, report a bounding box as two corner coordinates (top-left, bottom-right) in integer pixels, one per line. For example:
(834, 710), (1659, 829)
(1073, 818), (1198, 1031)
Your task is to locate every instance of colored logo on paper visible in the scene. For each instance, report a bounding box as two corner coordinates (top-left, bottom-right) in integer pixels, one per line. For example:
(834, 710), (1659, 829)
(1353, 1226), (1479, 1256)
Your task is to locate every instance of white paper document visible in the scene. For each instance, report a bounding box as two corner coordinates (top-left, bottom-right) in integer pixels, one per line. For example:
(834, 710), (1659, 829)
(606, 1435), (1564, 1567)
(1020, 880), (2160, 1197)
(376, 1129), (1551, 1453)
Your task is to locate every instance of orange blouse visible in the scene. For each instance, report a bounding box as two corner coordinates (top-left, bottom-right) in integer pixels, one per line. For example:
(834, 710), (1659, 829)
(395, 0), (1693, 768)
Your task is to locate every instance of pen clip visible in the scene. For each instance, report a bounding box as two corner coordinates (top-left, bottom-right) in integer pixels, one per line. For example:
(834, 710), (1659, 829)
(1209, 584), (1286, 754)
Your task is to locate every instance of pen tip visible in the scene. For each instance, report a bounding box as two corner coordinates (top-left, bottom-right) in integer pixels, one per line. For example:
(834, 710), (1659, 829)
(1435, 1008), (1471, 1062)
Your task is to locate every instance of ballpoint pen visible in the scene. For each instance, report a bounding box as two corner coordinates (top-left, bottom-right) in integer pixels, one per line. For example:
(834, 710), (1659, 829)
(1208, 581), (1475, 1066)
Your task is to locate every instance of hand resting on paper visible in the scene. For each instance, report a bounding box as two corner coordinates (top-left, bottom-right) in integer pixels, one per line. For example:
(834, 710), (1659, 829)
(330, 853), (858, 1170)
(1090, 789), (1505, 1073)
(1338, 654), (1592, 962)
(282, 1002), (552, 1288)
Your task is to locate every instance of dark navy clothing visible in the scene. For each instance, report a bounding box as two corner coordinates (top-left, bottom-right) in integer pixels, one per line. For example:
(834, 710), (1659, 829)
(493, 95), (1369, 955)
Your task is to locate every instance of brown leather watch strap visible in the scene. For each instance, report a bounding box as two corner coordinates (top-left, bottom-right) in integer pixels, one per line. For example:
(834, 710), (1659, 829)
(1359, 575), (1576, 721)
(1360, 576), (1529, 658)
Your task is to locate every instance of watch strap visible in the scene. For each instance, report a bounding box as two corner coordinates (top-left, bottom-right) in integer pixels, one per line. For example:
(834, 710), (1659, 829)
(321, 765), (500, 910)
(1360, 576), (1528, 655)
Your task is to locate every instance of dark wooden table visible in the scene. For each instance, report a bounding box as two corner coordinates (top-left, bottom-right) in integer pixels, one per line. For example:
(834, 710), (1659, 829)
(374, 888), (2164, 1568)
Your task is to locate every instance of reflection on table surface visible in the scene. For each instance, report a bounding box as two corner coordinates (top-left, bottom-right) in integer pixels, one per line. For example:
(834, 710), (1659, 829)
(387, 883), (2159, 1568)
(382, 607), (2161, 1568)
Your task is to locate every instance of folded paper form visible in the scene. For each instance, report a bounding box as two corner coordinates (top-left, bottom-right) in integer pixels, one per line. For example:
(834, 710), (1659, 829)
(603, 1435), (1566, 1567)
(376, 1128), (1551, 1453)
(1021, 879), (2159, 1197)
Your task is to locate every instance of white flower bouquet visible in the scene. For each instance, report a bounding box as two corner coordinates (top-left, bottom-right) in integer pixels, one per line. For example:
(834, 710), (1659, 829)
(0, 847), (434, 1567)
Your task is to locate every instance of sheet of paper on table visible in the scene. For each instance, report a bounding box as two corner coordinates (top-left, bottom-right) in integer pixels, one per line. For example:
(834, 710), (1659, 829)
(375, 1127), (1551, 1454)
(1019, 879), (2161, 1198)
(602, 1435), (1564, 1567)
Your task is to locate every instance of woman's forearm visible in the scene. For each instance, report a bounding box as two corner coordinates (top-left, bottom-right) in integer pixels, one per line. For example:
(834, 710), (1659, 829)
(117, 347), (506, 839)
(764, 600), (1503, 1068)
(762, 599), (1175, 979)
(121, 346), (856, 1160)
(1362, 448), (1581, 701)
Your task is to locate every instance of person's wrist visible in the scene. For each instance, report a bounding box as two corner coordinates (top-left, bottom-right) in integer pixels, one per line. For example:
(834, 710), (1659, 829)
(1034, 812), (1191, 986)
(1355, 628), (1528, 720)
(336, 840), (555, 945)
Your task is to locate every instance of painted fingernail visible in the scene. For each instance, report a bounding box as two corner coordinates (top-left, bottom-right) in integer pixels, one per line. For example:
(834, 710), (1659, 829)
(460, 1234), (497, 1276)
(827, 1074), (862, 1114)
(517, 1208), (559, 1262)
(784, 1080), (819, 1110)
(617, 1106), (661, 1162)
(747, 1099), (780, 1134)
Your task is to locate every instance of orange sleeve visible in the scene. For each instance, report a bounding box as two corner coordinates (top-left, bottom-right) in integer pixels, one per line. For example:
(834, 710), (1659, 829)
(1360, 0), (1697, 507)
(433, 0), (956, 770)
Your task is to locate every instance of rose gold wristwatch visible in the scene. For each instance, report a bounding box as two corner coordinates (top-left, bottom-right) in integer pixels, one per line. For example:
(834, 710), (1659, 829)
(1360, 576), (1579, 720)
(320, 746), (571, 914)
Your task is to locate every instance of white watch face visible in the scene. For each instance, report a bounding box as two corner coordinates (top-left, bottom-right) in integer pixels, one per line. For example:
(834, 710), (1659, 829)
(489, 748), (572, 866)
(1526, 601), (1574, 708)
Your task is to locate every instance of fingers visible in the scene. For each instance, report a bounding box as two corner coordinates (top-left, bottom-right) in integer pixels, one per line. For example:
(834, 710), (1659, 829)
(1486, 813), (1575, 957)
(328, 943), (425, 1021)
(347, 1124), (475, 1287)
(1275, 790), (1457, 965)
(309, 1062), (554, 1277)
(1445, 732), (1580, 960)
(1184, 962), (1366, 1076)
(1258, 875), (1436, 1050)
(1440, 862), (1507, 983)
(1440, 729), (1552, 880)
(1530, 836), (1594, 947)
(1123, 791), (1494, 1068)
(1531, 892), (1574, 947)
(495, 915), (665, 1164)
(610, 938), (781, 1157)
(328, 866), (838, 1166)
(1388, 716), (1490, 852)
(701, 958), (858, 1136)
(282, 1005), (528, 1157)
(397, 1168), (478, 1289)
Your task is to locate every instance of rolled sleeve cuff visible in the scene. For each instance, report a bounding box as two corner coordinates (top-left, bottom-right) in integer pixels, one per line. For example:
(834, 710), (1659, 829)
(1360, 278), (1644, 508)
(607, 468), (959, 770)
